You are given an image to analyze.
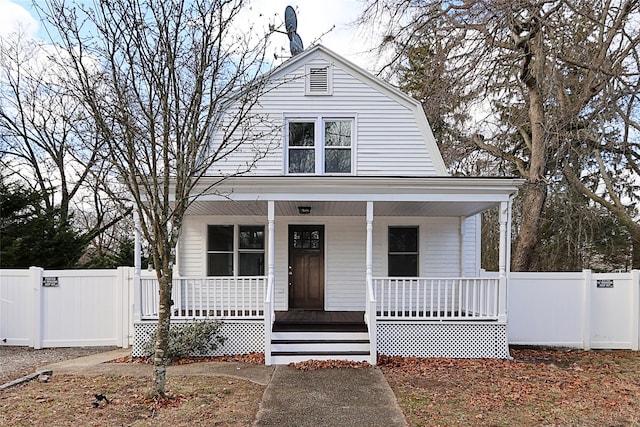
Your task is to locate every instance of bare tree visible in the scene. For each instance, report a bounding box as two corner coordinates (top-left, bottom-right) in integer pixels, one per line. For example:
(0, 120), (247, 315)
(0, 30), (129, 263)
(39, 0), (277, 396)
(359, 0), (640, 270)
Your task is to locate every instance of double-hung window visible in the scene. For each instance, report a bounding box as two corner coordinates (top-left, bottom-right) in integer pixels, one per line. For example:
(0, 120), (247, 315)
(207, 225), (265, 276)
(388, 226), (419, 277)
(286, 116), (353, 174)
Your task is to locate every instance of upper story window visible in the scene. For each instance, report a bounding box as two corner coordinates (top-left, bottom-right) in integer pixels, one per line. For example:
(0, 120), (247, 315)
(388, 226), (419, 277)
(207, 225), (265, 276)
(286, 116), (353, 175)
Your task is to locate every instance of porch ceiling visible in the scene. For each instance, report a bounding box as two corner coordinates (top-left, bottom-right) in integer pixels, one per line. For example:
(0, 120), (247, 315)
(185, 200), (499, 217)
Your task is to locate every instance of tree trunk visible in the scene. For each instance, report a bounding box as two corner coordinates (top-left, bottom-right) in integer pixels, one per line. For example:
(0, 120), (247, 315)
(512, 180), (547, 271)
(513, 56), (547, 272)
(152, 269), (173, 397)
(631, 229), (640, 270)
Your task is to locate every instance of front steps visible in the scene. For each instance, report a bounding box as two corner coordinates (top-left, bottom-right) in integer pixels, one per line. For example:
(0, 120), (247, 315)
(269, 311), (372, 364)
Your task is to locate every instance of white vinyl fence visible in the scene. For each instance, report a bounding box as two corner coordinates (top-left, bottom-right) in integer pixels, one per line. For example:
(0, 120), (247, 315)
(0, 267), (133, 349)
(506, 270), (640, 350)
(2, 267), (639, 351)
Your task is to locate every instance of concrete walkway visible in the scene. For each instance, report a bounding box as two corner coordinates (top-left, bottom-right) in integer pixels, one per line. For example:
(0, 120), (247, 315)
(35, 349), (407, 427)
(254, 365), (406, 427)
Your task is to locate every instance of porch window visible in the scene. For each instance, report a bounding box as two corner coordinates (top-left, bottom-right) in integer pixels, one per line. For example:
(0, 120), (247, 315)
(286, 117), (353, 175)
(207, 225), (265, 276)
(388, 226), (418, 277)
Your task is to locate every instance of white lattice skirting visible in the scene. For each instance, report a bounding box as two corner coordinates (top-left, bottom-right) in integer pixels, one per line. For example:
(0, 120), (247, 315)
(377, 322), (510, 359)
(133, 320), (264, 357)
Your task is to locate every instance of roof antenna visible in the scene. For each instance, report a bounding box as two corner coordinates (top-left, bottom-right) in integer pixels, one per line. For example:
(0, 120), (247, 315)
(285, 6), (303, 56)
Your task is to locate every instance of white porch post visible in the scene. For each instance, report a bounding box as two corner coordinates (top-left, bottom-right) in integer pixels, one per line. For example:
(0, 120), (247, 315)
(268, 200), (275, 309)
(365, 201), (377, 364)
(366, 202), (373, 284)
(264, 200), (275, 365)
(133, 211), (142, 322)
(498, 200), (510, 323)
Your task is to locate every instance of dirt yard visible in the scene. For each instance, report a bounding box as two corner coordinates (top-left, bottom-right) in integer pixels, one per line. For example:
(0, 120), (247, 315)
(1, 348), (638, 426)
(380, 348), (640, 426)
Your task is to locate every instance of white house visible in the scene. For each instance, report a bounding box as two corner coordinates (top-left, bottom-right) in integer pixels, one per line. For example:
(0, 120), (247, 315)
(132, 45), (523, 365)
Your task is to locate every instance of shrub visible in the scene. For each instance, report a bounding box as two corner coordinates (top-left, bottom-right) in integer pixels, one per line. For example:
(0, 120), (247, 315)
(142, 320), (226, 362)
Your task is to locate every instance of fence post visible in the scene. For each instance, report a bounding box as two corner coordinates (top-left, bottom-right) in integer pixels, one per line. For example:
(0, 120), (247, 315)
(582, 269), (592, 350)
(116, 267), (132, 349)
(29, 267), (43, 349)
(632, 270), (639, 351)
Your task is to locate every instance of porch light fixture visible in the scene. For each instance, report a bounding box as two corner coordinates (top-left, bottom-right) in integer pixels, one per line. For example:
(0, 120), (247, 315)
(298, 206), (311, 215)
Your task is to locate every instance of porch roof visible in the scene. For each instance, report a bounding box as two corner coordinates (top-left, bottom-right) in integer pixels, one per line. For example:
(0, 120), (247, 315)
(185, 176), (523, 218)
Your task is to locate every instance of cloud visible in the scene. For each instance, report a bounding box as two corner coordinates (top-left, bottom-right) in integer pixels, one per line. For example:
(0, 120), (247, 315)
(0, 0), (38, 37)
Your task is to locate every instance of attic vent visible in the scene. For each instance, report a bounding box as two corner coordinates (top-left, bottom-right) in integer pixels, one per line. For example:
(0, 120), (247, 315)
(305, 64), (332, 95)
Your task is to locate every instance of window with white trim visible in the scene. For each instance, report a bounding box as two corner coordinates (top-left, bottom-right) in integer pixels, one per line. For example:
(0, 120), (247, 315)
(286, 117), (353, 174)
(207, 225), (265, 276)
(388, 226), (419, 277)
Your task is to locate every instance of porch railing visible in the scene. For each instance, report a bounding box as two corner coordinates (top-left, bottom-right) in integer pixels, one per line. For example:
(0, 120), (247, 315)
(140, 276), (267, 319)
(364, 275), (377, 364)
(373, 277), (499, 320)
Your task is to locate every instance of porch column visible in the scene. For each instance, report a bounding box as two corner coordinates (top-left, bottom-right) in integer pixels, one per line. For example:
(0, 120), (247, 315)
(498, 200), (510, 323)
(133, 210), (142, 322)
(365, 201), (377, 364)
(366, 202), (374, 282)
(267, 201), (275, 298)
(265, 200), (275, 365)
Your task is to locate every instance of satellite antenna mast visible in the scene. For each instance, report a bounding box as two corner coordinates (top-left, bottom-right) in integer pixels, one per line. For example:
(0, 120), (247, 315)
(284, 6), (303, 56)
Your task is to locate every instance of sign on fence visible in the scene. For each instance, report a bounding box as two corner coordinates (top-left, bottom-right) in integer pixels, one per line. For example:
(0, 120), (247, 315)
(42, 277), (59, 287)
(596, 279), (614, 288)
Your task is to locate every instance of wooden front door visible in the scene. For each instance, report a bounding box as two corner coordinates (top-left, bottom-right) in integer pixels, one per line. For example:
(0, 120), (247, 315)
(288, 225), (325, 310)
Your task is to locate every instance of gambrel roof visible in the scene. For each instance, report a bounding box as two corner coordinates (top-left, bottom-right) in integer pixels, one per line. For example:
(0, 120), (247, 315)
(259, 44), (448, 176)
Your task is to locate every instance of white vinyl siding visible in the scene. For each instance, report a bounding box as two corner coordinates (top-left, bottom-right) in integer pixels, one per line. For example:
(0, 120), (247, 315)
(463, 215), (481, 276)
(373, 217), (463, 278)
(210, 50), (440, 177)
(325, 218), (366, 310)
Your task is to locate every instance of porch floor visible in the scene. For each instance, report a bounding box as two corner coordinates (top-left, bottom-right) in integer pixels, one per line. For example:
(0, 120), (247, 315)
(273, 311), (367, 332)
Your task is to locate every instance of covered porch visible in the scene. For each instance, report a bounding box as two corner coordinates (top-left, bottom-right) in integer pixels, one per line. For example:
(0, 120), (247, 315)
(132, 176), (522, 364)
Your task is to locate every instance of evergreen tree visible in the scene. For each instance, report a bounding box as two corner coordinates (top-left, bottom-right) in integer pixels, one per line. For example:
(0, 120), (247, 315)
(0, 178), (86, 268)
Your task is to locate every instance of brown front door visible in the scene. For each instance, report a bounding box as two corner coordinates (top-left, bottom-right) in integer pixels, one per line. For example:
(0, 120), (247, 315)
(288, 225), (325, 310)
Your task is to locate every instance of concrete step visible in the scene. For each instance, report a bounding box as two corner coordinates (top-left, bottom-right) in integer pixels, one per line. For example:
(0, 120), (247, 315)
(268, 330), (372, 364)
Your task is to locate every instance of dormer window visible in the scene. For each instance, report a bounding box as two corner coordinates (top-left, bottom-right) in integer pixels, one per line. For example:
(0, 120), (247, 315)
(305, 64), (332, 95)
(285, 116), (354, 175)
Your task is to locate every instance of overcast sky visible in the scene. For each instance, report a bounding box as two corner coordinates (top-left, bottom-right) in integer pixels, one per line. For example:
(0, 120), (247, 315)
(0, 0), (380, 70)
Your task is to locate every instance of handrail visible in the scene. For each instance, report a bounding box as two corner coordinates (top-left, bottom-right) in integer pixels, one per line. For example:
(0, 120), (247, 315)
(263, 273), (274, 365)
(365, 274), (377, 365)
